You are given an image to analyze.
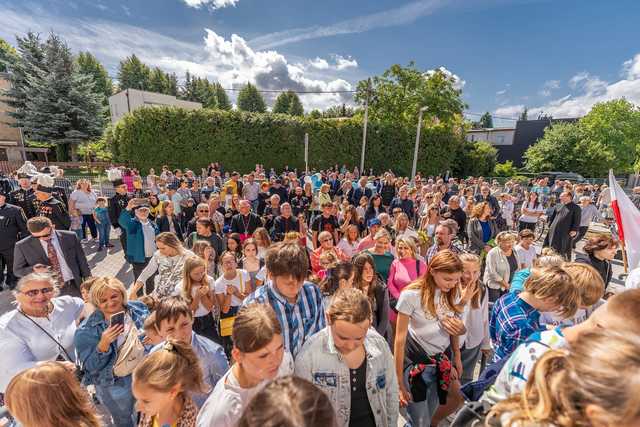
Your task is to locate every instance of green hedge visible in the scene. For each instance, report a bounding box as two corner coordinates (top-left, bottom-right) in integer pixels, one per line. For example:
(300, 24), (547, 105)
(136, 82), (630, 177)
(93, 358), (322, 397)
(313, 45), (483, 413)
(111, 106), (463, 175)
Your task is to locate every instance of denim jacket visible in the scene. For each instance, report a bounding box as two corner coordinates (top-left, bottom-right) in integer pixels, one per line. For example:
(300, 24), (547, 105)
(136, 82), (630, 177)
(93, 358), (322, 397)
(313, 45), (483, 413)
(294, 327), (399, 427)
(74, 301), (149, 386)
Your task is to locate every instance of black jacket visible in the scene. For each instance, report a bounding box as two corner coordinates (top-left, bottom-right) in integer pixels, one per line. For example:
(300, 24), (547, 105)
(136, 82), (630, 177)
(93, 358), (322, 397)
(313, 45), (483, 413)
(14, 231), (91, 284)
(156, 215), (184, 241)
(9, 188), (38, 219)
(575, 252), (612, 289)
(272, 215), (299, 241)
(231, 213), (263, 236)
(0, 203), (28, 249)
(37, 197), (70, 230)
(109, 193), (131, 229)
(380, 184), (396, 206)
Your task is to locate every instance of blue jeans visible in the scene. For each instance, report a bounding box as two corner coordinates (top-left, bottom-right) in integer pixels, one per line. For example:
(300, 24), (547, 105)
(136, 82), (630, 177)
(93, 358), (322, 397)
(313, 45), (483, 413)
(404, 365), (439, 426)
(95, 375), (136, 427)
(97, 221), (111, 247)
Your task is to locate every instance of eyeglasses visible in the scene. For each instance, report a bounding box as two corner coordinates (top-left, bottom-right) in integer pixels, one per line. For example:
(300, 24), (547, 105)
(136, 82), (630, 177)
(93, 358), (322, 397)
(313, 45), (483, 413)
(198, 209), (209, 213)
(320, 238), (332, 243)
(20, 287), (55, 297)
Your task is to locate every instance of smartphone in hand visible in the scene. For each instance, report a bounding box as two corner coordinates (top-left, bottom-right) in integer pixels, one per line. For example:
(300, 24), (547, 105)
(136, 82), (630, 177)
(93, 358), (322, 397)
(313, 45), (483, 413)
(110, 311), (125, 328)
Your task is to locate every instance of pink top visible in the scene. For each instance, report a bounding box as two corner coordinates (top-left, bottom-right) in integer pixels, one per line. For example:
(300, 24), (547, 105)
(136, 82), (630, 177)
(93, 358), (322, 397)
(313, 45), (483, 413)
(123, 174), (134, 193)
(356, 236), (375, 252)
(387, 257), (427, 322)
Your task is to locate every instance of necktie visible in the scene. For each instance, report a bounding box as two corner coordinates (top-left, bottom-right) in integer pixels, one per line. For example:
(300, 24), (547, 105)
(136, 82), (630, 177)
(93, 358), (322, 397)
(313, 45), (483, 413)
(46, 240), (63, 285)
(286, 302), (299, 356)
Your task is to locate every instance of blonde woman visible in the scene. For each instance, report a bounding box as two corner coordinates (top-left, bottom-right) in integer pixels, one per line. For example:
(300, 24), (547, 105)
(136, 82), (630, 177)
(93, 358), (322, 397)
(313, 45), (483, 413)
(295, 288), (399, 427)
(5, 361), (102, 427)
(69, 178), (98, 241)
(387, 236), (426, 326)
(175, 256), (218, 342)
(488, 330), (640, 427)
(483, 231), (521, 302)
(132, 232), (195, 299)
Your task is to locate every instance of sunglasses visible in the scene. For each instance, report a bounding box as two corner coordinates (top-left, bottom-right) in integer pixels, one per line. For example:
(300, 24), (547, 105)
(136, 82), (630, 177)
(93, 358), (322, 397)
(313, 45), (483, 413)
(21, 287), (55, 297)
(198, 209), (210, 213)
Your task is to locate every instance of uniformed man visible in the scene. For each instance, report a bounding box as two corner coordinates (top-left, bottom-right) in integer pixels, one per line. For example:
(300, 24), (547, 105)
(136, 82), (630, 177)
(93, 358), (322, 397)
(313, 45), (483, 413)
(107, 169), (132, 253)
(0, 187), (28, 289)
(34, 174), (71, 230)
(40, 166), (69, 206)
(9, 173), (38, 219)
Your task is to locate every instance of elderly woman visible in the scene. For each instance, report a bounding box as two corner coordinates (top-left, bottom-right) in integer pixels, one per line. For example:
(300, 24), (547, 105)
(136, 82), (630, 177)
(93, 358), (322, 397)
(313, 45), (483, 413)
(467, 201), (498, 255)
(0, 272), (84, 394)
(575, 235), (618, 291)
(310, 230), (349, 274)
(483, 231), (522, 302)
(69, 178), (98, 241)
(74, 277), (149, 427)
(132, 232), (195, 299)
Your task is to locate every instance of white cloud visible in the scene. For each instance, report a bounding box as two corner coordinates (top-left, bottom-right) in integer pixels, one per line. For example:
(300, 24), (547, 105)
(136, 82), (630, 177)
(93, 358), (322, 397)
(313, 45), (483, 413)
(183, 0), (239, 10)
(96, 3), (108, 11)
(308, 54), (358, 71)
(250, 0), (448, 50)
(496, 53), (640, 119)
(425, 66), (466, 90)
(121, 5), (131, 16)
(496, 89), (507, 95)
(0, 6), (355, 111)
(538, 79), (560, 97)
(494, 104), (525, 118)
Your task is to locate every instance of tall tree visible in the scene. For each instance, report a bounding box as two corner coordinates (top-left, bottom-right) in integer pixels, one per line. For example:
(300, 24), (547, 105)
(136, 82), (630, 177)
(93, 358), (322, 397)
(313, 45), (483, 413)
(117, 54), (150, 91)
(355, 62), (467, 127)
(288, 92), (304, 116)
(322, 104), (355, 118)
(213, 82), (231, 110)
(166, 72), (178, 96)
(148, 67), (169, 93)
(8, 33), (104, 160)
(75, 52), (112, 100)
(479, 112), (493, 128)
(0, 37), (18, 73)
(518, 107), (528, 121)
(237, 83), (266, 113)
(272, 91), (303, 115)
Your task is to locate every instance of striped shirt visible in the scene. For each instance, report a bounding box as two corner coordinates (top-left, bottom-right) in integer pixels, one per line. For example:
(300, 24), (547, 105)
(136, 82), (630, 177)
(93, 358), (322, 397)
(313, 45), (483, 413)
(243, 281), (325, 356)
(489, 292), (540, 363)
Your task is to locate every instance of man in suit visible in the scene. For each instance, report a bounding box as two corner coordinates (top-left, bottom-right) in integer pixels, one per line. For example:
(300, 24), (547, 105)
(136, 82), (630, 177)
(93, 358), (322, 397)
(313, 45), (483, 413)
(13, 216), (90, 298)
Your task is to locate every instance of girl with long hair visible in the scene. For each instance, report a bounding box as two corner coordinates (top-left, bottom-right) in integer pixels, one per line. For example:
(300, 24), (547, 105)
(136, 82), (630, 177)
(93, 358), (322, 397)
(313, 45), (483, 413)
(352, 252), (390, 338)
(176, 256), (219, 342)
(239, 238), (265, 292)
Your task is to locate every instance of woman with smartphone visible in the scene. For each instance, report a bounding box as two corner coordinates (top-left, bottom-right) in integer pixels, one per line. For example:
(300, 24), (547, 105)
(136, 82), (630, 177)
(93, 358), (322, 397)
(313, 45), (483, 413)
(74, 277), (150, 427)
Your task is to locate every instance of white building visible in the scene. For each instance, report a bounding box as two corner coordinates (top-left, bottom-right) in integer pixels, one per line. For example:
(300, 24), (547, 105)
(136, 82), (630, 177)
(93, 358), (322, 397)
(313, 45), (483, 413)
(466, 127), (516, 146)
(108, 89), (202, 123)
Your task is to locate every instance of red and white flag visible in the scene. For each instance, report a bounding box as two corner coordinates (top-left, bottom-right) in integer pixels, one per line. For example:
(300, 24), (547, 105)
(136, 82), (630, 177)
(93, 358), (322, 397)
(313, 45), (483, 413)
(609, 170), (640, 270)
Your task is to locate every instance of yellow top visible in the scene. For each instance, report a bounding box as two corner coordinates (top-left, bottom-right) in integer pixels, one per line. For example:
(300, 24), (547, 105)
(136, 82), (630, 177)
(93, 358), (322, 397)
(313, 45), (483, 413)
(152, 417), (176, 427)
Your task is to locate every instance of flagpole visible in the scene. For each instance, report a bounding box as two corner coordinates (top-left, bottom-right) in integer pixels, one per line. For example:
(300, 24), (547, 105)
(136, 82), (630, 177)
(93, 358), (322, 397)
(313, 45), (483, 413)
(620, 239), (629, 274)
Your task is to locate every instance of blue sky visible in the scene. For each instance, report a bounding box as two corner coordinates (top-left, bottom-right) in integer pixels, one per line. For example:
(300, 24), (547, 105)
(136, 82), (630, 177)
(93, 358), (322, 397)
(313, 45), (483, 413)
(1, 0), (639, 125)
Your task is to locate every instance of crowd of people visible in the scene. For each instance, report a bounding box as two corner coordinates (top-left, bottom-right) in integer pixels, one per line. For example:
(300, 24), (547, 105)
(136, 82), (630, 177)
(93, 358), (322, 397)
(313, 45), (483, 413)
(0, 161), (639, 427)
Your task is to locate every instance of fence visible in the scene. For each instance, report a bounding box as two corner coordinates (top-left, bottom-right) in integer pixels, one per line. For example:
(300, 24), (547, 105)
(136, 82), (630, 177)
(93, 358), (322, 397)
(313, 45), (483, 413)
(0, 161), (113, 175)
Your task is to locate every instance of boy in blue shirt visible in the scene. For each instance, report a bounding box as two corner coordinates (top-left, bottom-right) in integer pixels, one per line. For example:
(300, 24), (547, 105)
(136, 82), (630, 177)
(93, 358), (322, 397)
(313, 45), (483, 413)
(94, 197), (112, 250)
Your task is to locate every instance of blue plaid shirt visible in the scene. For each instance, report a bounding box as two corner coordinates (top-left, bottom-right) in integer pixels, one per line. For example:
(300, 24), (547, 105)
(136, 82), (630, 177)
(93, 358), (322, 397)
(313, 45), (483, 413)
(489, 292), (541, 363)
(243, 280), (325, 357)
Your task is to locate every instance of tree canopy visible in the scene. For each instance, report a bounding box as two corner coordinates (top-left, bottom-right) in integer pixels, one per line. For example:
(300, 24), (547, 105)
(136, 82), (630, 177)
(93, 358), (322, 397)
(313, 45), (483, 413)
(273, 91), (304, 116)
(0, 37), (18, 73)
(237, 83), (266, 113)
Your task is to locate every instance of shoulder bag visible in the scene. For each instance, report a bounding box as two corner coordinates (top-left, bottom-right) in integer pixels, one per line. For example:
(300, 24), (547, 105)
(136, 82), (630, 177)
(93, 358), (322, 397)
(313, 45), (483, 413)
(112, 318), (146, 378)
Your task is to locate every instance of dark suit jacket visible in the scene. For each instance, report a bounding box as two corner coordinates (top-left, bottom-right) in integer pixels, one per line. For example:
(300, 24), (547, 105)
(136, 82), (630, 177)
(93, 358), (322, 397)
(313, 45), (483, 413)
(13, 231), (91, 284)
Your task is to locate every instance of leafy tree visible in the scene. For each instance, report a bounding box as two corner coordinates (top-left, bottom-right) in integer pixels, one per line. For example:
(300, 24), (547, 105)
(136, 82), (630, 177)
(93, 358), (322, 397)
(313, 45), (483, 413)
(524, 121), (586, 174)
(0, 37), (18, 72)
(494, 160), (518, 177)
(8, 33), (104, 160)
(272, 91), (304, 116)
(237, 83), (266, 113)
(75, 52), (112, 100)
(322, 104), (356, 118)
(479, 112), (493, 128)
(354, 62), (467, 127)
(166, 73), (178, 96)
(452, 140), (497, 177)
(308, 109), (322, 119)
(117, 54), (150, 91)
(518, 107), (528, 121)
(214, 82), (231, 110)
(148, 67), (169, 94)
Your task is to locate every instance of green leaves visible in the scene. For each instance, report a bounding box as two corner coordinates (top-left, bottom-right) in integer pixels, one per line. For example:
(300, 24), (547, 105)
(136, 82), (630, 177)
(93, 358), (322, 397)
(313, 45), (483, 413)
(112, 106), (463, 176)
(237, 83), (267, 113)
(273, 91), (304, 116)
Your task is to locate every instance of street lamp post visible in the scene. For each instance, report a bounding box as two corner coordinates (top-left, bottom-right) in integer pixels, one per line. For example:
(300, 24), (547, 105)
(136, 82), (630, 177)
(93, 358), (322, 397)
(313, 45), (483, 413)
(411, 106), (429, 179)
(360, 78), (371, 174)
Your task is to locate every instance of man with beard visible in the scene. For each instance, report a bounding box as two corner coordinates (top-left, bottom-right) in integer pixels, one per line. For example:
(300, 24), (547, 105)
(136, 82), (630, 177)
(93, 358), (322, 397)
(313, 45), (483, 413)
(544, 191), (581, 260)
(425, 219), (463, 264)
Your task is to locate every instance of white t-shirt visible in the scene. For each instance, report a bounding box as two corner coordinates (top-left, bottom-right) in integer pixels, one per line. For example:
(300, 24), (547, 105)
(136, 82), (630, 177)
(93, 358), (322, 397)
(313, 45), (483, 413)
(174, 276), (216, 317)
(518, 202), (543, 223)
(396, 288), (455, 355)
(70, 189), (97, 215)
(214, 269), (251, 307)
(514, 244), (537, 269)
(196, 351), (293, 427)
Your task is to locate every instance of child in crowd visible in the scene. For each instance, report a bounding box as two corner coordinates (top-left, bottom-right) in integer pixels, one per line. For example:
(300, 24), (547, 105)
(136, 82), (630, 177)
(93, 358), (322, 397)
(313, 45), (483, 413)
(70, 208), (82, 240)
(133, 339), (207, 427)
(93, 196), (112, 250)
(235, 377), (336, 427)
(215, 251), (251, 355)
(318, 261), (354, 307)
(196, 304), (294, 427)
(192, 240), (217, 278)
(317, 250), (339, 281)
(152, 297), (229, 408)
(514, 229), (537, 270)
(484, 289), (640, 405)
(509, 248), (564, 294)
(499, 193), (514, 229)
(176, 256), (219, 343)
(295, 288), (399, 427)
(79, 277), (99, 321)
(490, 265), (579, 362)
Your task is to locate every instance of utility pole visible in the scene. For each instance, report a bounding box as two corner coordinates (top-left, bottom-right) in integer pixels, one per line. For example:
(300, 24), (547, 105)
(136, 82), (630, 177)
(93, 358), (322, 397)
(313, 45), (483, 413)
(412, 106), (429, 180)
(360, 78), (371, 174)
